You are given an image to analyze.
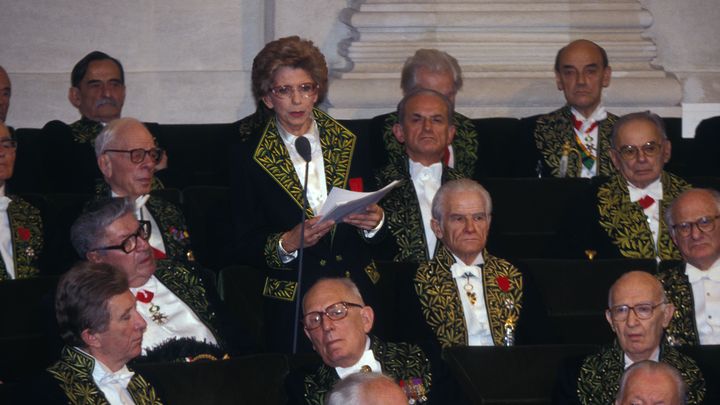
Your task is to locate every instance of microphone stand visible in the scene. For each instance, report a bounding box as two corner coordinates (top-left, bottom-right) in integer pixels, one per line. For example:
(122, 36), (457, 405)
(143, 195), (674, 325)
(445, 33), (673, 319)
(292, 137), (312, 354)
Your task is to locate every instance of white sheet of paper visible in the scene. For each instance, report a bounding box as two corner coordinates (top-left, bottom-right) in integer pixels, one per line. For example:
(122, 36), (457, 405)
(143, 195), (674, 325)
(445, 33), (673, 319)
(317, 180), (402, 224)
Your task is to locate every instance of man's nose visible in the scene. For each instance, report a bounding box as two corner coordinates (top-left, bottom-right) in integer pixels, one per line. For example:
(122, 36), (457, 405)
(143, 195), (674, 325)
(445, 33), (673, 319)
(320, 314), (335, 331)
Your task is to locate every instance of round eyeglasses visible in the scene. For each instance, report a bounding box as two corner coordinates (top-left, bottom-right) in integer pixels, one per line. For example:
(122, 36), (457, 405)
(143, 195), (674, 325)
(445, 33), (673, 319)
(103, 148), (164, 164)
(0, 138), (17, 150)
(614, 141), (662, 161)
(671, 215), (720, 238)
(91, 221), (151, 254)
(302, 301), (363, 330)
(607, 301), (666, 321)
(270, 83), (318, 100)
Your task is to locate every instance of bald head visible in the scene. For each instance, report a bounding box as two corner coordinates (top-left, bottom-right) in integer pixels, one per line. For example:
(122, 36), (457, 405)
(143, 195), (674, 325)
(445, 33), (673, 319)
(326, 372), (408, 405)
(608, 271), (666, 307)
(0, 65), (11, 122)
(666, 188), (720, 270)
(616, 360), (686, 405)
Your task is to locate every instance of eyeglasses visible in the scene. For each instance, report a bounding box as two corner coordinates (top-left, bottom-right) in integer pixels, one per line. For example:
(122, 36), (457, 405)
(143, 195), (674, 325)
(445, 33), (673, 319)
(302, 301), (363, 330)
(0, 138), (17, 150)
(270, 83), (318, 99)
(614, 141), (663, 161)
(103, 148), (164, 164)
(92, 221), (151, 254)
(607, 301), (666, 321)
(672, 215), (720, 238)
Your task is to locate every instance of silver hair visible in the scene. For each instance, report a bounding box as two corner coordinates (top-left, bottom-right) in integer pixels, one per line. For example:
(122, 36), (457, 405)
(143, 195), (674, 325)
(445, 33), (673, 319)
(325, 372), (398, 405)
(610, 111), (667, 148)
(431, 179), (493, 222)
(94, 117), (146, 157)
(616, 360), (687, 405)
(70, 197), (135, 258)
(302, 277), (365, 313)
(664, 188), (720, 234)
(400, 49), (463, 95)
(396, 88), (454, 127)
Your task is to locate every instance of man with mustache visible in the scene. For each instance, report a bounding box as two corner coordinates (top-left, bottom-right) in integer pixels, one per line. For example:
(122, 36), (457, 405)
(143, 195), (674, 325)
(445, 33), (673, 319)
(41, 51), (164, 193)
(521, 39), (618, 178)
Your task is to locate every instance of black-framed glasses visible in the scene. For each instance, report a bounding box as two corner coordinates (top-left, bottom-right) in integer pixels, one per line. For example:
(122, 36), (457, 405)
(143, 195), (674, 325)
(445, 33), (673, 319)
(302, 301), (363, 330)
(672, 215), (720, 238)
(103, 148), (164, 164)
(270, 82), (318, 100)
(0, 138), (17, 150)
(607, 301), (666, 321)
(614, 141), (663, 161)
(92, 221), (151, 254)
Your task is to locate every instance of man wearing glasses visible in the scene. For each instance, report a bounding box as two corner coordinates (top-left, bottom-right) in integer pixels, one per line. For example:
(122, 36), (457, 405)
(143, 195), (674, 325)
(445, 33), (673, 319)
(94, 117), (194, 264)
(554, 271), (705, 405)
(562, 111), (690, 260)
(657, 188), (720, 346)
(0, 122), (44, 281)
(70, 197), (228, 361)
(286, 277), (431, 405)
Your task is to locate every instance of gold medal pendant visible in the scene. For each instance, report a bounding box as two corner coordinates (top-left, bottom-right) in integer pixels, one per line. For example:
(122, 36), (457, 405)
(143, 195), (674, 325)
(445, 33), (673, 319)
(464, 274), (477, 305)
(149, 303), (168, 325)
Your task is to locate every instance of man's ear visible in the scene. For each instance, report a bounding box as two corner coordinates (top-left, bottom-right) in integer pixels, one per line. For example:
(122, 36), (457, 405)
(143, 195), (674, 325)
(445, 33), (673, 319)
(446, 124), (456, 146)
(68, 87), (81, 109)
(81, 328), (101, 349)
(431, 218), (443, 239)
(609, 149), (622, 171)
(87, 250), (103, 263)
(360, 305), (374, 333)
(555, 71), (563, 91)
(662, 139), (672, 164)
(392, 123), (405, 144)
(602, 65), (612, 88)
(662, 302), (675, 328)
(605, 309), (615, 332)
(98, 154), (112, 178)
(262, 95), (274, 110)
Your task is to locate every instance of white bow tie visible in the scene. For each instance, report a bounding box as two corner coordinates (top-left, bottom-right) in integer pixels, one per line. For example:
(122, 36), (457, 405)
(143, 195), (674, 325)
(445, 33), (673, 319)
(99, 369), (134, 388)
(0, 196), (10, 212)
(135, 194), (150, 211)
(629, 180), (663, 203)
(686, 266), (720, 283)
(451, 262), (482, 279)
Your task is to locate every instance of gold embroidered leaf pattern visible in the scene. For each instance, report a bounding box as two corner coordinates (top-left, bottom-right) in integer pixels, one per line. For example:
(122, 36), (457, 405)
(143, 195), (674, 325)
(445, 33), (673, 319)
(1, 196), (42, 281)
(656, 264), (700, 346)
(534, 106), (617, 177)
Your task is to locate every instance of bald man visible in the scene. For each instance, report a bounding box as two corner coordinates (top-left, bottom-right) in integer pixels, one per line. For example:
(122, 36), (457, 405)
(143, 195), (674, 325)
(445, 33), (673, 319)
(326, 372), (409, 405)
(615, 360), (687, 405)
(522, 39), (618, 178)
(554, 271), (705, 404)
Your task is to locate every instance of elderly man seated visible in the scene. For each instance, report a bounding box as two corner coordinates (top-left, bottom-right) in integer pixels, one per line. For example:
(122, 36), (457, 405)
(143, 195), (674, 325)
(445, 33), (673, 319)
(554, 271), (705, 404)
(522, 39), (617, 178)
(412, 178), (546, 349)
(94, 117), (194, 264)
(657, 188), (720, 346)
(0, 122), (43, 281)
(374, 88), (463, 263)
(562, 111), (690, 260)
(615, 360), (687, 405)
(12, 261), (163, 404)
(286, 277), (432, 405)
(71, 197), (234, 361)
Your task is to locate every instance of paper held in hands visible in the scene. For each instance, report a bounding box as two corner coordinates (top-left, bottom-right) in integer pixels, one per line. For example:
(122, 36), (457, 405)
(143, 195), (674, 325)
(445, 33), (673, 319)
(317, 180), (402, 224)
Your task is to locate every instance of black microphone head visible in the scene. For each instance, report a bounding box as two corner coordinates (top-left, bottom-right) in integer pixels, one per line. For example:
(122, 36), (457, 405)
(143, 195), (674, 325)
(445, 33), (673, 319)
(295, 136), (312, 163)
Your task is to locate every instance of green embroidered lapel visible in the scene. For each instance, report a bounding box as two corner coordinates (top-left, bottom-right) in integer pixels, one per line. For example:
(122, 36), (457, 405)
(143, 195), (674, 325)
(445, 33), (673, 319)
(48, 346), (163, 405)
(381, 111), (478, 178)
(154, 261), (219, 340)
(378, 162), (464, 262)
(304, 361), (339, 405)
(316, 109), (355, 193)
(414, 245), (469, 348)
(534, 106), (617, 177)
(145, 196), (194, 262)
(0, 197), (42, 281)
(597, 172), (689, 260)
(577, 341), (705, 405)
(481, 254), (524, 346)
(656, 264), (700, 346)
(70, 118), (104, 144)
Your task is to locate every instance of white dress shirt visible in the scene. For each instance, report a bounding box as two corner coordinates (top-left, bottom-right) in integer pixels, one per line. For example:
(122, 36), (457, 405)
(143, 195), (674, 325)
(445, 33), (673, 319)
(77, 347), (136, 405)
(571, 106), (607, 178)
(335, 337), (382, 379)
(623, 346), (660, 369)
(0, 184), (15, 279)
(409, 159), (442, 259)
(130, 275), (217, 354)
(686, 259), (720, 344)
(627, 177), (663, 251)
(450, 253), (495, 346)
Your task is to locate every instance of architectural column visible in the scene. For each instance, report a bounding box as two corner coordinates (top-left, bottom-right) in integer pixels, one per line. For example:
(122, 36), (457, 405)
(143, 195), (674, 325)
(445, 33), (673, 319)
(328, 0), (682, 118)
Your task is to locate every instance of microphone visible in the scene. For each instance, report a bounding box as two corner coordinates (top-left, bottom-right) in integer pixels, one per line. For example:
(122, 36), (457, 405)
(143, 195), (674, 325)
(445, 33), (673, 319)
(292, 136), (312, 354)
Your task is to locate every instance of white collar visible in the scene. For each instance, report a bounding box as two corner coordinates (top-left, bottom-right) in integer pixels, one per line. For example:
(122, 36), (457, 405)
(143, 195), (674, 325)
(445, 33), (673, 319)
(408, 159), (442, 181)
(276, 118), (319, 147)
(623, 345), (660, 369)
(450, 253), (485, 279)
(335, 337), (381, 379)
(627, 177), (663, 203)
(571, 105), (607, 122)
(686, 259), (720, 283)
(0, 183), (6, 197)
